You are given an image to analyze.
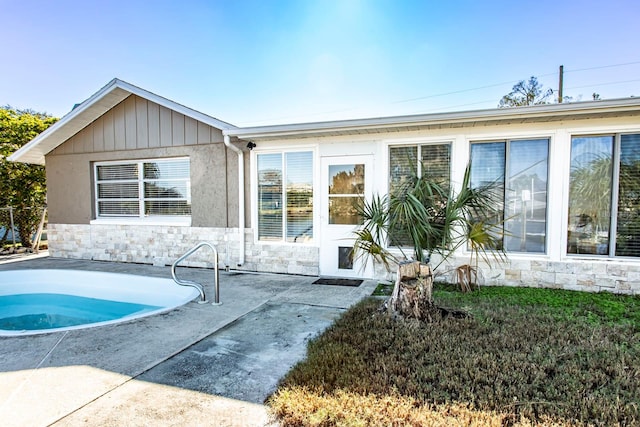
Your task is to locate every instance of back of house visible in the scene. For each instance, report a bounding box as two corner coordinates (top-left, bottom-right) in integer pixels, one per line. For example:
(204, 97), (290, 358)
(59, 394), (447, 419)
(10, 78), (640, 294)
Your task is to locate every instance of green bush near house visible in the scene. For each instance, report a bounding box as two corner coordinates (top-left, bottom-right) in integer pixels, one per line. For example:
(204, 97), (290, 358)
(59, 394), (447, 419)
(268, 285), (640, 426)
(1, 107), (57, 248)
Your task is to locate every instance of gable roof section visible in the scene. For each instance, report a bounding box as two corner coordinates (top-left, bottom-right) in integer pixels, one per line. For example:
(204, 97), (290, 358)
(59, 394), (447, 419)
(9, 78), (237, 164)
(224, 97), (640, 141)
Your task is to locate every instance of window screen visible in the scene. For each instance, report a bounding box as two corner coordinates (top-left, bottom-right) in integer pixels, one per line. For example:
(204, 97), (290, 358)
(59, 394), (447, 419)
(389, 144), (451, 247)
(616, 134), (640, 256)
(421, 144), (451, 189)
(568, 136), (613, 255)
(389, 146), (417, 195)
(257, 151), (313, 243)
(567, 133), (640, 258)
(257, 154), (283, 241)
(95, 158), (190, 218)
(471, 139), (549, 253)
(286, 152), (313, 242)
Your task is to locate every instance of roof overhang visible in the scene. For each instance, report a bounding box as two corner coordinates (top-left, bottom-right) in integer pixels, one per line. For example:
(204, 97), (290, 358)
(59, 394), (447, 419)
(9, 78), (237, 165)
(224, 97), (640, 141)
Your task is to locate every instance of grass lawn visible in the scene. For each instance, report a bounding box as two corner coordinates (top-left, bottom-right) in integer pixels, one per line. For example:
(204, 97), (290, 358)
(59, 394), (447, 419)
(267, 284), (640, 426)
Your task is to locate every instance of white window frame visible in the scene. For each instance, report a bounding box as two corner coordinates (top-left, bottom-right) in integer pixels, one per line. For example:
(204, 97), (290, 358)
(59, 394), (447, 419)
(567, 132), (640, 258)
(469, 137), (550, 254)
(92, 157), (191, 226)
(386, 141), (452, 250)
(253, 148), (316, 245)
(389, 143), (452, 178)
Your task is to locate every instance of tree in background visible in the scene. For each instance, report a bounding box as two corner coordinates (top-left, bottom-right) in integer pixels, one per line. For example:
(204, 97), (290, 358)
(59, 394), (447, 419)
(0, 106), (57, 247)
(498, 76), (554, 108)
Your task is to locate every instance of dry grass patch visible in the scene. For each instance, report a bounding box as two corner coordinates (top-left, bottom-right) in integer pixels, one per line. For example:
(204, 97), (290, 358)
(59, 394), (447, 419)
(267, 287), (640, 426)
(269, 386), (579, 427)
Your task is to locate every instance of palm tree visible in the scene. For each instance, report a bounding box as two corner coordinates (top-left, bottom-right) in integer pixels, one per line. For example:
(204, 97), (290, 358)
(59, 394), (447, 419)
(353, 162), (505, 318)
(356, 163), (504, 269)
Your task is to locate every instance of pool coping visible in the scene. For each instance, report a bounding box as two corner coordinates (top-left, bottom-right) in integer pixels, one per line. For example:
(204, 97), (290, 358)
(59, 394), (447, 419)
(0, 256), (377, 426)
(0, 268), (201, 337)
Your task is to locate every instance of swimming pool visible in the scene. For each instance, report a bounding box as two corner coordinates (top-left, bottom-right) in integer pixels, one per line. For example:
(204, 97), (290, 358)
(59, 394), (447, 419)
(0, 269), (199, 336)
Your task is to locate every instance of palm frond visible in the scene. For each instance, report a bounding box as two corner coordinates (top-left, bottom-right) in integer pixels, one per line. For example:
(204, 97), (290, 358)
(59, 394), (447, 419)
(353, 194), (398, 271)
(352, 228), (396, 271)
(353, 161), (507, 272)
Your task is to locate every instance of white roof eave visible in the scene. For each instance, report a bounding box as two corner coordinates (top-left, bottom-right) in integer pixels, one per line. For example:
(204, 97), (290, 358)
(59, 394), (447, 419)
(8, 78), (237, 165)
(224, 97), (640, 140)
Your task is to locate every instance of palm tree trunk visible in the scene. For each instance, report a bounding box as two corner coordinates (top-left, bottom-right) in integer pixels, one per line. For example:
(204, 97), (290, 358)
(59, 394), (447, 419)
(387, 260), (435, 320)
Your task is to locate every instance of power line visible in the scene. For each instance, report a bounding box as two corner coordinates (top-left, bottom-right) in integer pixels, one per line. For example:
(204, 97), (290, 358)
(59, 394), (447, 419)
(391, 61), (640, 106)
(565, 61), (640, 74)
(237, 104), (368, 126)
(565, 78), (640, 91)
(392, 71), (559, 105)
(239, 60), (640, 125)
(391, 80), (524, 104)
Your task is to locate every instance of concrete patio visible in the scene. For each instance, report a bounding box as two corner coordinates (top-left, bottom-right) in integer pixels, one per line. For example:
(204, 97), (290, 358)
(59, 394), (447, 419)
(0, 255), (377, 426)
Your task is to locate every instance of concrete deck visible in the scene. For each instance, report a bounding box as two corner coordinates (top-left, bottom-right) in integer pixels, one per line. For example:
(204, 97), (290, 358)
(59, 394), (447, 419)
(0, 255), (377, 426)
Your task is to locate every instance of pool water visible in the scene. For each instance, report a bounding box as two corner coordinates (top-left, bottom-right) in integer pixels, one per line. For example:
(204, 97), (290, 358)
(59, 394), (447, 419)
(0, 293), (161, 331)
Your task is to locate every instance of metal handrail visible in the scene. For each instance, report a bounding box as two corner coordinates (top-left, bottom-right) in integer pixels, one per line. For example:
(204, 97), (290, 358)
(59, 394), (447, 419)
(171, 242), (221, 305)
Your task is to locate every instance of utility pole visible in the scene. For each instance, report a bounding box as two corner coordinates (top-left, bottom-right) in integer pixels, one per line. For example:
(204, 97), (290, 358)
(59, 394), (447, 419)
(558, 65), (564, 103)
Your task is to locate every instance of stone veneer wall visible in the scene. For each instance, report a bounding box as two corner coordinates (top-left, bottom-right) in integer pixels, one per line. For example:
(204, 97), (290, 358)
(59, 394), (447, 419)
(477, 257), (640, 294)
(47, 224), (320, 276)
(49, 223), (639, 294)
(373, 255), (640, 295)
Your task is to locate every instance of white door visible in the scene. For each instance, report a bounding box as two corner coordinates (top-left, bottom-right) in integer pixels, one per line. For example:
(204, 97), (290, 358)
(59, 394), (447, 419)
(319, 155), (374, 278)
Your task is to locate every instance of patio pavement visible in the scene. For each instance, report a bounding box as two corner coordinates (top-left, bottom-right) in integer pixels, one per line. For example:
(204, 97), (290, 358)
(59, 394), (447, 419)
(0, 254), (377, 426)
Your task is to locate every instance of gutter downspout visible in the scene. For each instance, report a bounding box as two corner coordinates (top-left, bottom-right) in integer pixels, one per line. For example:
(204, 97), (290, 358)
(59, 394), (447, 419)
(223, 134), (245, 266)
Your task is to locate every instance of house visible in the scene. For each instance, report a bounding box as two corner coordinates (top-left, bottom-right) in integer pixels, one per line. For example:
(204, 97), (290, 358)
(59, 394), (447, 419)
(9, 78), (640, 294)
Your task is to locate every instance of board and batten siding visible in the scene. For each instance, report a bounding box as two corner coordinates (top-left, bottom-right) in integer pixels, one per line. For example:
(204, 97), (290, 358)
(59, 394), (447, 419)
(49, 95), (223, 155)
(44, 93), (248, 229)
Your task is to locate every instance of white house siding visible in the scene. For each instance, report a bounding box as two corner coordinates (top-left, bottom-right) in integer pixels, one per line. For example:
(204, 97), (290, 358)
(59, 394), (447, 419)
(45, 113), (640, 293)
(23, 82), (640, 294)
(251, 113), (640, 294)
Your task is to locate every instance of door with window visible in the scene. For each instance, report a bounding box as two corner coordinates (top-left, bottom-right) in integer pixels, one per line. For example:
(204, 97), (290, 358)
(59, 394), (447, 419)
(319, 155), (373, 278)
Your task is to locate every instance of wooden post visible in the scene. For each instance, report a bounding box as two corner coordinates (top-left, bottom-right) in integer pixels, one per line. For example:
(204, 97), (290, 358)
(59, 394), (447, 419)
(558, 65), (564, 103)
(32, 207), (47, 253)
(9, 206), (16, 251)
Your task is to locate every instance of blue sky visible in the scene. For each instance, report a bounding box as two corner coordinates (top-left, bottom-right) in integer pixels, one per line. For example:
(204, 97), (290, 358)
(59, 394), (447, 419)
(2, 0), (639, 126)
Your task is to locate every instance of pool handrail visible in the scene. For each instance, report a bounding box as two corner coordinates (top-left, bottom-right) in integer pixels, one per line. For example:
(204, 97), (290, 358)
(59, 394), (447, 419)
(171, 242), (221, 305)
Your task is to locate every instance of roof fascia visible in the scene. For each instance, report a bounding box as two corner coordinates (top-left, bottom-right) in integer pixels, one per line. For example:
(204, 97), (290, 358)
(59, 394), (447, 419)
(9, 78), (236, 164)
(224, 97), (640, 140)
(114, 79), (237, 131)
(8, 78), (125, 164)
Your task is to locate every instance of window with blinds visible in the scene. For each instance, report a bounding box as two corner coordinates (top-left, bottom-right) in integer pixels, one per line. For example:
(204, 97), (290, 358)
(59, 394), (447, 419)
(388, 144), (451, 246)
(616, 134), (640, 256)
(470, 139), (549, 253)
(568, 133), (640, 257)
(421, 144), (451, 190)
(95, 158), (191, 218)
(389, 145), (451, 194)
(389, 146), (418, 195)
(257, 151), (313, 243)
